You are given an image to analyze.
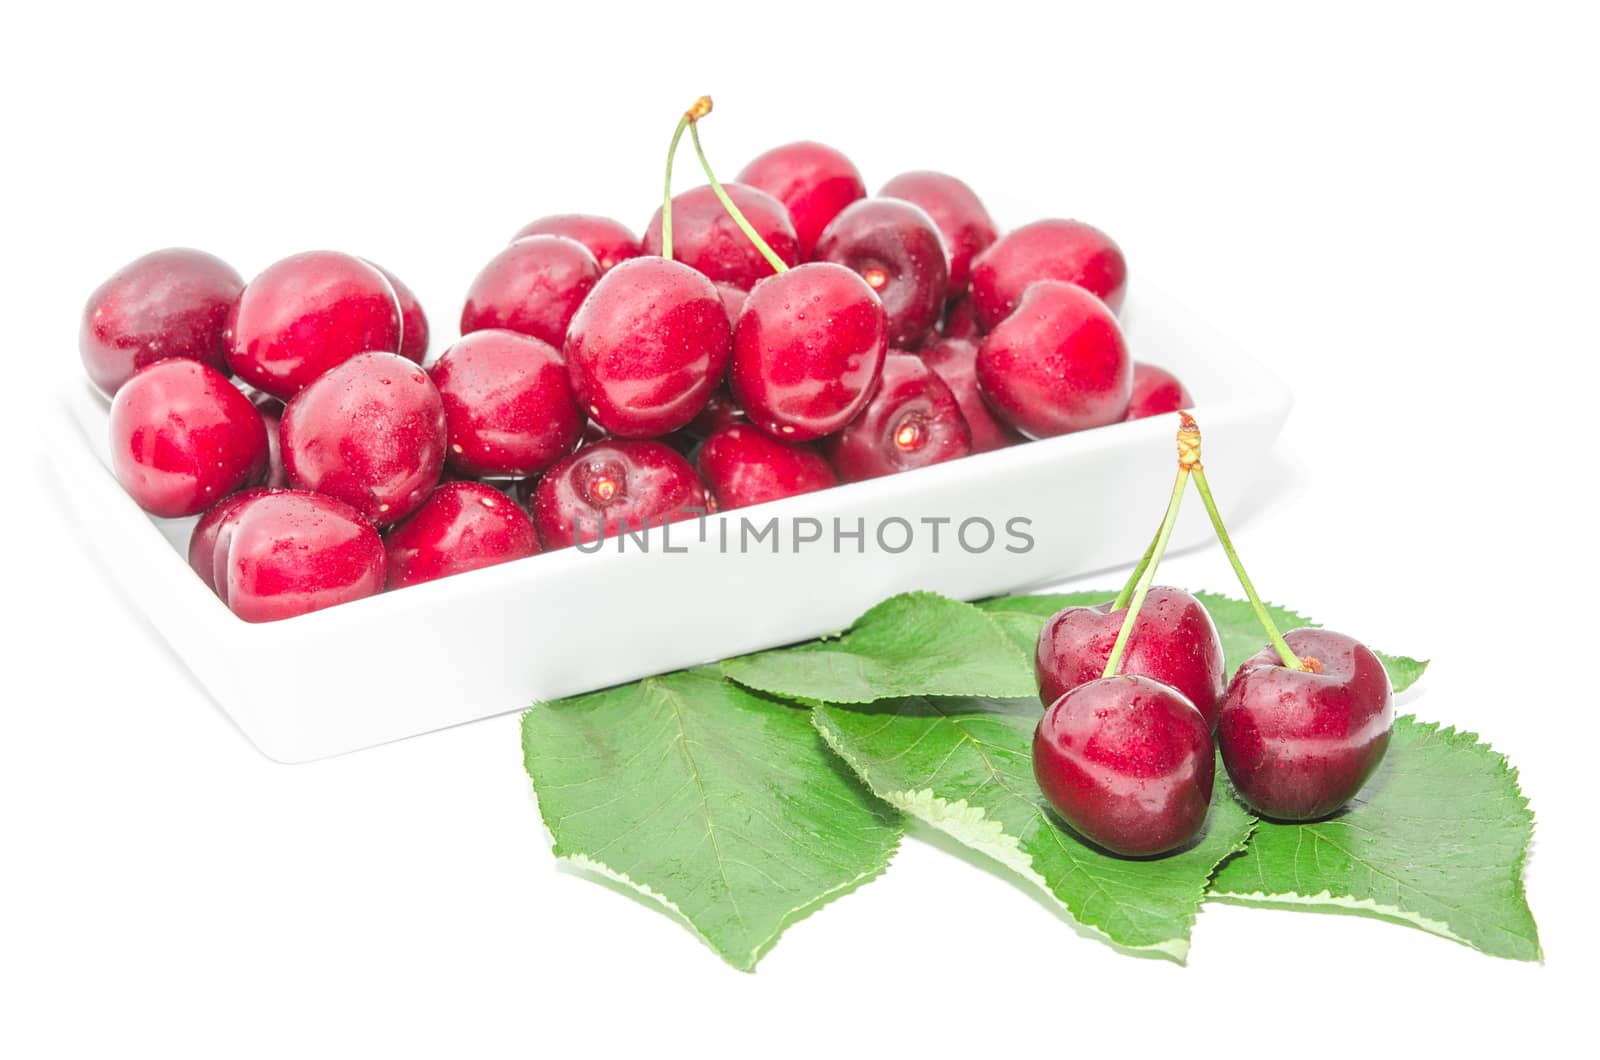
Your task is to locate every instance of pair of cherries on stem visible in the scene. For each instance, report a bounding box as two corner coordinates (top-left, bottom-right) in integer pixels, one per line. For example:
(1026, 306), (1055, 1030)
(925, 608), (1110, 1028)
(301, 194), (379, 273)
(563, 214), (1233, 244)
(1032, 415), (1394, 856)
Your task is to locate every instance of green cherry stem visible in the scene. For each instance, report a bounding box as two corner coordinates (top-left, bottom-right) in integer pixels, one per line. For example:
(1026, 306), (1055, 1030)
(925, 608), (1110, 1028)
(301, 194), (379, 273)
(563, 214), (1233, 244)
(1192, 462), (1303, 670)
(1111, 529), (1161, 611)
(661, 96), (711, 261)
(687, 111), (790, 275)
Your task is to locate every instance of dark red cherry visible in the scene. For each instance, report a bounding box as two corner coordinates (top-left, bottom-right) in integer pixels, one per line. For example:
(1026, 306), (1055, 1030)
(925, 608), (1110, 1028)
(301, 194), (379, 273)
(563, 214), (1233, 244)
(917, 338), (1022, 454)
(564, 256), (732, 437)
(80, 248), (243, 395)
(249, 392), (290, 488)
(384, 481), (539, 589)
(939, 296), (982, 341)
(878, 171), (998, 295)
(729, 263), (887, 441)
(1125, 362), (1194, 421)
(814, 198), (948, 348)
(1034, 675), (1215, 857)
(511, 214), (642, 271)
(971, 219), (1128, 328)
(1035, 587), (1227, 727)
(1218, 628), (1394, 821)
(226, 251), (402, 400)
(206, 489), (386, 622)
(525, 439), (708, 550)
(109, 359), (268, 518)
(736, 141), (866, 259)
(822, 353), (970, 481)
(641, 183), (801, 290)
(460, 235), (601, 349)
(280, 352), (446, 527)
(188, 487), (286, 591)
(698, 423), (836, 510)
(714, 283), (747, 330)
(429, 329), (583, 478)
(975, 280), (1131, 437)
(365, 260), (429, 363)
(685, 384), (746, 439)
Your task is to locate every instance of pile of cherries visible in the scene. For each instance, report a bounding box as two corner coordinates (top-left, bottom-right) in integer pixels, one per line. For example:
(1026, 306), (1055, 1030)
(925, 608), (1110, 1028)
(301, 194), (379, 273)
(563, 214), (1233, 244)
(84, 98), (1195, 623)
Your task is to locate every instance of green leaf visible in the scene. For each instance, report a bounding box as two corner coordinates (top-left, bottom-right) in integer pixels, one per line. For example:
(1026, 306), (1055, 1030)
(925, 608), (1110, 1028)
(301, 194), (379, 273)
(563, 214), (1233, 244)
(1209, 715), (1540, 960)
(722, 591), (1035, 703)
(976, 591), (1111, 657)
(521, 667), (901, 972)
(814, 696), (1256, 962)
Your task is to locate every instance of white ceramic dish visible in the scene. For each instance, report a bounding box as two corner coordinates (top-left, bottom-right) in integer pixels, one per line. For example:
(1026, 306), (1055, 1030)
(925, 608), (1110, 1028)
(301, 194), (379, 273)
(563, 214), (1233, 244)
(50, 288), (1290, 762)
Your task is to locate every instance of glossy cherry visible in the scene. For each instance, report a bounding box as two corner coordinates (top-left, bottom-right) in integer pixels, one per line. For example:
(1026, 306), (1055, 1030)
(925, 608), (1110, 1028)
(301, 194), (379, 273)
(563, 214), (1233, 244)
(729, 262), (887, 441)
(511, 214), (642, 271)
(917, 338), (1022, 454)
(878, 171), (997, 296)
(814, 198), (948, 348)
(250, 392), (290, 488)
(642, 183), (801, 290)
(564, 256), (731, 438)
(975, 280), (1131, 437)
(823, 353), (970, 481)
(714, 283), (747, 330)
(429, 329), (583, 478)
(1034, 675), (1215, 857)
(736, 141), (866, 259)
(939, 296), (981, 341)
(226, 251), (402, 400)
(698, 423), (837, 509)
(1125, 362), (1194, 421)
(384, 481), (540, 589)
(685, 384), (746, 439)
(80, 248), (243, 395)
(1217, 628), (1394, 820)
(109, 359), (268, 518)
(280, 352), (446, 527)
(970, 219), (1128, 328)
(188, 487), (285, 591)
(1035, 586), (1227, 727)
(525, 439), (708, 550)
(365, 260), (430, 363)
(460, 234), (601, 349)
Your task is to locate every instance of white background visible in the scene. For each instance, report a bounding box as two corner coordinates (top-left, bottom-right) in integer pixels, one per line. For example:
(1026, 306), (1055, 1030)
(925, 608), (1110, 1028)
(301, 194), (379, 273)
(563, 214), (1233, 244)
(4, 2), (1597, 1055)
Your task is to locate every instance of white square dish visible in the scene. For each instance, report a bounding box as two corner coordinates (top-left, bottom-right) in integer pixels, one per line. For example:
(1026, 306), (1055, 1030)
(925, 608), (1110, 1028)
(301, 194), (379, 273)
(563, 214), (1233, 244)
(50, 286), (1290, 763)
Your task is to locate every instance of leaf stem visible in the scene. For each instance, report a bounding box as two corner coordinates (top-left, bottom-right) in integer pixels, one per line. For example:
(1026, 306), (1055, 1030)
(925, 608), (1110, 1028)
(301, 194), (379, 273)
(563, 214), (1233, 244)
(1192, 466), (1304, 670)
(688, 119), (790, 275)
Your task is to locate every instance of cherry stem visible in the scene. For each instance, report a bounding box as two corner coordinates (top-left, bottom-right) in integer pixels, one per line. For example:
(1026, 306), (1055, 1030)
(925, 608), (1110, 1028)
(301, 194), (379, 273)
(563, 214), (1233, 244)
(1103, 466), (1190, 679)
(661, 97), (710, 261)
(1112, 530), (1161, 611)
(687, 116), (790, 275)
(1192, 464), (1304, 670)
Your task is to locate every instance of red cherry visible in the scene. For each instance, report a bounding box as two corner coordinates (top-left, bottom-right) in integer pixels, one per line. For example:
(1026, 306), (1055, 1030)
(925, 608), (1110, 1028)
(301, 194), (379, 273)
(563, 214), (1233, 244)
(729, 262), (888, 442)
(226, 251), (402, 400)
(1124, 362), (1194, 421)
(428, 329), (583, 478)
(280, 352), (446, 527)
(1034, 587), (1227, 727)
(364, 260), (430, 364)
(1033, 675), (1215, 857)
(641, 183), (801, 290)
(1218, 629), (1394, 820)
(525, 439), (708, 550)
(460, 234), (601, 349)
(917, 338), (1022, 453)
(685, 384), (746, 439)
(80, 248), (243, 395)
(188, 487), (286, 591)
(939, 296), (982, 341)
(698, 423), (836, 509)
(249, 392), (290, 488)
(563, 256), (732, 438)
(975, 281), (1131, 437)
(109, 359), (268, 518)
(714, 283), (747, 330)
(822, 353), (970, 481)
(814, 198), (949, 348)
(736, 141), (866, 259)
(384, 481), (540, 589)
(511, 214), (642, 272)
(878, 171), (998, 295)
(970, 219), (1128, 328)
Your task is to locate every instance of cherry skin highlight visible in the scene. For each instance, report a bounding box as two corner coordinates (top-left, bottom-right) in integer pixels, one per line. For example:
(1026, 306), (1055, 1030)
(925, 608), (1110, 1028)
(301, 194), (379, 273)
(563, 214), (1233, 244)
(1217, 628), (1394, 821)
(729, 262), (888, 442)
(1125, 362), (1194, 421)
(109, 359), (268, 518)
(822, 353), (971, 481)
(511, 214), (642, 272)
(641, 183), (801, 290)
(384, 481), (540, 589)
(878, 171), (997, 296)
(80, 248), (243, 395)
(525, 439), (708, 550)
(460, 234), (601, 349)
(1035, 587), (1227, 727)
(917, 338), (1022, 454)
(280, 352), (447, 527)
(970, 219), (1128, 328)
(365, 260), (430, 363)
(226, 251), (402, 400)
(1033, 675), (1215, 857)
(736, 141), (866, 259)
(564, 256), (732, 438)
(814, 198), (949, 348)
(975, 280), (1131, 438)
(698, 423), (837, 510)
(429, 329), (583, 478)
